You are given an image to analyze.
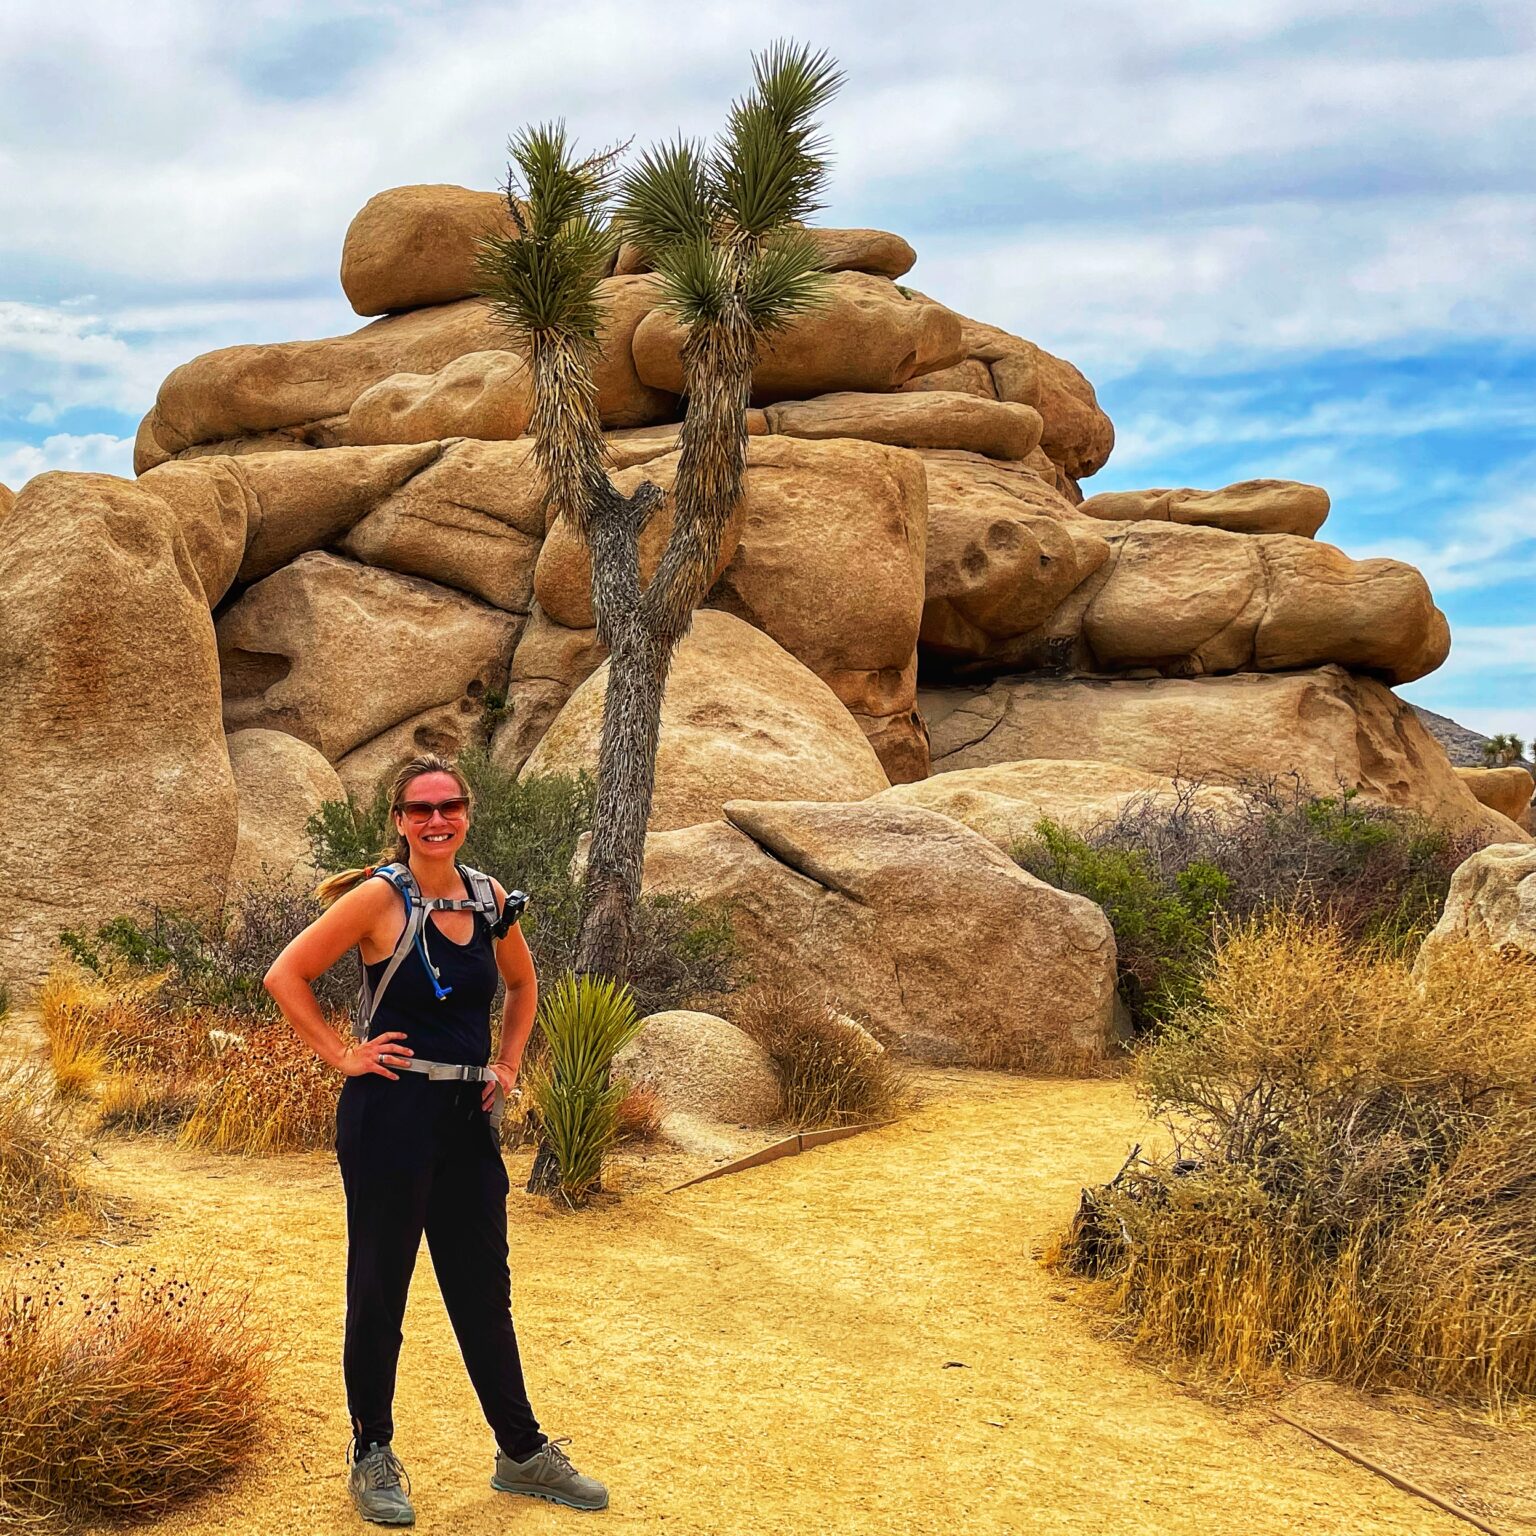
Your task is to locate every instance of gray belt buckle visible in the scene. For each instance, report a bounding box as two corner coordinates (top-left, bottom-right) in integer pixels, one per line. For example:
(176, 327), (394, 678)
(426, 1062), (466, 1081)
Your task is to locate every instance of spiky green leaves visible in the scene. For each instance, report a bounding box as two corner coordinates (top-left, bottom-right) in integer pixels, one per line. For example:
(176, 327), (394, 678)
(475, 121), (620, 345)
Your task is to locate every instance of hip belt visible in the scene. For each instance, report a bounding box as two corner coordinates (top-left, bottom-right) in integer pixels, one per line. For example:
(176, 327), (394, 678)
(394, 1057), (520, 1132)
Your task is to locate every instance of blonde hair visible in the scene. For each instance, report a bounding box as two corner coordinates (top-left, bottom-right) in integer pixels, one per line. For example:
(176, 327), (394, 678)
(314, 753), (473, 907)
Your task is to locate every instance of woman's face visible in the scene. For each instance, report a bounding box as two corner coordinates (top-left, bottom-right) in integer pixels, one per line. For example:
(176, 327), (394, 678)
(394, 771), (471, 864)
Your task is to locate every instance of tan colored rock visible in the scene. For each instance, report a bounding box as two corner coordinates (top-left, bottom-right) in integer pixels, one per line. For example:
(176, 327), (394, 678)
(703, 437), (927, 751)
(1418, 843), (1536, 965)
(226, 729), (343, 891)
(617, 226), (915, 280)
(133, 409), (173, 473)
(639, 800), (1117, 1067)
(488, 606), (606, 777)
(763, 391), (1042, 461)
(919, 451), (1110, 662)
(0, 474), (237, 993)
(1079, 480), (1330, 538)
(899, 358), (998, 399)
(593, 275), (679, 429)
(345, 350), (532, 446)
(613, 1011), (781, 1125)
(340, 184), (518, 317)
(0, 482), (15, 518)
(633, 273), (962, 403)
(521, 610), (888, 829)
(335, 700), (486, 802)
(1455, 766), (1535, 825)
(873, 760), (1246, 848)
(217, 551), (519, 761)
(339, 439), (545, 611)
(921, 665), (1525, 845)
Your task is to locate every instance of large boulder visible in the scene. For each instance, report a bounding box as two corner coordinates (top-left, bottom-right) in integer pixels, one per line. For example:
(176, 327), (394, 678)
(1078, 480), (1329, 537)
(918, 451), (1109, 663)
(593, 275), (682, 428)
(872, 760), (1245, 849)
(761, 391), (1042, 461)
(1419, 843), (1536, 965)
(345, 350), (533, 445)
(617, 225), (915, 280)
(613, 1011), (782, 1125)
(226, 729), (343, 892)
(632, 273), (962, 403)
(0, 474), (238, 993)
(1454, 766), (1535, 826)
(488, 606), (606, 778)
(338, 439), (546, 611)
(217, 551), (519, 761)
(335, 700), (486, 802)
(921, 665), (1525, 845)
(700, 437), (930, 781)
(0, 482), (14, 518)
(639, 800), (1118, 1068)
(521, 610), (889, 830)
(1079, 523), (1448, 685)
(340, 184), (519, 317)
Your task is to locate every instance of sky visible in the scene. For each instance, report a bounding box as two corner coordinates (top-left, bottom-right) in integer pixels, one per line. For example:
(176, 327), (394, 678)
(3, 0), (1533, 742)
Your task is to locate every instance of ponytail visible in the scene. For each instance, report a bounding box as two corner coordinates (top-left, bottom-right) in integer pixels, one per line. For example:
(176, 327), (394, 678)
(312, 752), (473, 908)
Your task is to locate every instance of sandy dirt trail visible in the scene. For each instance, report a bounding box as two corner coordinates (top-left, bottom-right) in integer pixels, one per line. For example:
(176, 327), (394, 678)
(59, 1068), (1525, 1536)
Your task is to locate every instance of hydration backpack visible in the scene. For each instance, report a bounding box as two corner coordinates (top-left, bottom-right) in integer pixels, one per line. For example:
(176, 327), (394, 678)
(355, 862), (528, 1040)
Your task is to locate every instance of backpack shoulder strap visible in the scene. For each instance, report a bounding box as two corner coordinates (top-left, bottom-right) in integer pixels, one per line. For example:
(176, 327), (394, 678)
(354, 864), (427, 1041)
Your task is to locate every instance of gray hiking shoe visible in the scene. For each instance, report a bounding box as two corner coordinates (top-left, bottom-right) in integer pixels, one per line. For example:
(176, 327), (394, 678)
(491, 1436), (608, 1510)
(347, 1440), (415, 1526)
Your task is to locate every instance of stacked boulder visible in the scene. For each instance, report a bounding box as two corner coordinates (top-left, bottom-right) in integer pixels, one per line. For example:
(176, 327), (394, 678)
(0, 182), (1520, 1066)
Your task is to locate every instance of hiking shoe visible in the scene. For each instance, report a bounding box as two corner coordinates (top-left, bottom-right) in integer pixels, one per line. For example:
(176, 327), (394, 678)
(491, 1436), (608, 1510)
(348, 1440), (415, 1526)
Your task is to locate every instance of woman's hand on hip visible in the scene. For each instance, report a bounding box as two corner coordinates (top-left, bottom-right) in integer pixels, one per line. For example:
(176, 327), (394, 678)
(341, 1032), (413, 1079)
(483, 1061), (519, 1112)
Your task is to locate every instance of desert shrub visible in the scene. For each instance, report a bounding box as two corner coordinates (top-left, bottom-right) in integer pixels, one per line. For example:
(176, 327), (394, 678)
(1055, 917), (1536, 1410)
(0, 1061), (109, 1245)
(526, 974), (646, 1204)
(613, 1084), (663, 1142)
(0, 1259), (270, 1526)
(1014, 779), (1476, 1031)
(308, 754), (740, 1014)
(733, 984), (907, 1129)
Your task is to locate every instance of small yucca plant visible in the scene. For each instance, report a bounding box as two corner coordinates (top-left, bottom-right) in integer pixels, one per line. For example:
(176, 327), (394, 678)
(525, 973), (645, 1204)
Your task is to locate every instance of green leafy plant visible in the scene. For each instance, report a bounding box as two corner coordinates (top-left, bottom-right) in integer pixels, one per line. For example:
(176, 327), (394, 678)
(525, 973), (646, 1204)
(1482, 731), (1526, 767)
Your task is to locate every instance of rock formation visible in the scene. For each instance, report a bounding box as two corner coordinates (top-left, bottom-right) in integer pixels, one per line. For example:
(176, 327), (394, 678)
(1419, 843), (1536, 965)
(0, 178), (1513, 1006)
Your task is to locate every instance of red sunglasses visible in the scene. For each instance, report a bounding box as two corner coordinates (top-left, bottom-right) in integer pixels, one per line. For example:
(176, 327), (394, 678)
(398, 797), (470, 825)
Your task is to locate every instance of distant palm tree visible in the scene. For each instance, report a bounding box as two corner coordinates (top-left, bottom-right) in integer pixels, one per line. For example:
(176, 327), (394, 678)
(1482, 732), (1526, 768)
(477, 41), (840, 980)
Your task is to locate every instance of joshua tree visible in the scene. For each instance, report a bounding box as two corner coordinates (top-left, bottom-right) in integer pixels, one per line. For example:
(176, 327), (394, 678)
(1482, 732), (1526, 768)
(478, 42), (841, 980)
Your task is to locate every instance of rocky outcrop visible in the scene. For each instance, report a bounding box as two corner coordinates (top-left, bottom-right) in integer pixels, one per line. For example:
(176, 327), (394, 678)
(633, 273), (962, 402)
(226, 729), (343, 892)
(489, 606), (606, 778)
(1454, 766), (1535, 826)
(639, 800), (1118, 1068)
(340, 184), (519, 316)
(761, 391), (1042, 461)
(0, 482), (14, 518)
(872, 760), (1246, 849)
(0, 474), (238, 992)
(1419, 843), (1536, 965)
(1077, 480), (1329, 538)
(921, 665), (1523, 845)
(345, 350), (532, 445)
(336, 700), (488, 801)
(617, 225), (915, 280)
(614, 1011), (782, 1125)
(521, 611), (889, 830)
(217, 551), (519, 762)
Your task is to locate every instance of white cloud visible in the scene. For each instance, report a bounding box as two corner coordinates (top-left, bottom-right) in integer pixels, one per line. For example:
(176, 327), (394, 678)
(0, 432), (134, 490)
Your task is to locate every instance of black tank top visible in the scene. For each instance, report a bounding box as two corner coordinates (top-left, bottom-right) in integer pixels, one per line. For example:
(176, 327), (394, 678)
(363, 877), (500, 1067)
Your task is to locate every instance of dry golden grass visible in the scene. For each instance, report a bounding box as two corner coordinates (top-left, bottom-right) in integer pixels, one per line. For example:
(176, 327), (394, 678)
(614, 1083), (663, 1142)
(39, 962), (349, 1157)
(732, 984), (910, 1130)
(1057, 917), (1536, 1412)
(0, 1060), (110, 1247)
(0, 1258), (272, 1528)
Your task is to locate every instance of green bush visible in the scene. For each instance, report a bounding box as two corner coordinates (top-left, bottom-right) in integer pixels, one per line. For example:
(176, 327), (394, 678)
(1013, 780), (1476, 1032)
(526, 973), (646, 1204)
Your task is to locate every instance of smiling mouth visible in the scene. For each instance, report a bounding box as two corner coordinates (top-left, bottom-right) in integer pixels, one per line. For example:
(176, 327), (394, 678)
(423, 833), (454, 843)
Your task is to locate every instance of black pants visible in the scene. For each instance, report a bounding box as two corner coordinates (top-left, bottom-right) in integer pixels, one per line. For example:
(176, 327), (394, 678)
(335, 1072), (544, 1459)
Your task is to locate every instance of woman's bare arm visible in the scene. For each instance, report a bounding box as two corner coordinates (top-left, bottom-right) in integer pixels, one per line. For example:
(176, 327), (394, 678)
(264, 880), (414, 1078)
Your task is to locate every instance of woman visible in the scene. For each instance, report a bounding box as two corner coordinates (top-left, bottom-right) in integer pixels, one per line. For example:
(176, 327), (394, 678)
(264, 753), (607, 1525)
